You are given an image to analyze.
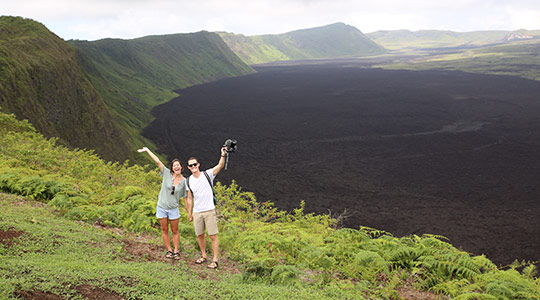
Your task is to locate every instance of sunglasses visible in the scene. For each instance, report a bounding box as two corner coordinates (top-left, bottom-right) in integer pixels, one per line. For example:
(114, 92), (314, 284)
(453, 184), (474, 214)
(188, 162), (199, 168)
(171, 185), (175, 195)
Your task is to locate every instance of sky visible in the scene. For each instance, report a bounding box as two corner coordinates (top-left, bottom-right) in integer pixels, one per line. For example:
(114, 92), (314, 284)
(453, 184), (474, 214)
(2, 0), (540, 41)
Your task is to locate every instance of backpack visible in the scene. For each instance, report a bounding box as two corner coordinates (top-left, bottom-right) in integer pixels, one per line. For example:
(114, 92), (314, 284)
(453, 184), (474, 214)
(186, 170), (217, 206)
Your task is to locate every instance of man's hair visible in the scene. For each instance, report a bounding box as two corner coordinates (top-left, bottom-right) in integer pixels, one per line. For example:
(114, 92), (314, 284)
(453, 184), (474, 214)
(170, 158), (184, 173)
(187, 157), (198, 163)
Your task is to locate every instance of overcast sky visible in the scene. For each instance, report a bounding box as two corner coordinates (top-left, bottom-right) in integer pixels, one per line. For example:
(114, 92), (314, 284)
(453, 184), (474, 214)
(2, 0), (540, 41)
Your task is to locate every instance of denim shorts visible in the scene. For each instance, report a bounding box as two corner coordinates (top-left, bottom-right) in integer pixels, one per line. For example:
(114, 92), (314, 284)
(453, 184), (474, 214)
(156, 205), (180, 220)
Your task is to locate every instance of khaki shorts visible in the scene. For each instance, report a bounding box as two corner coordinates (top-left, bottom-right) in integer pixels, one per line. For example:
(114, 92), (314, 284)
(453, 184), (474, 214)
(193, 210), (219, 236)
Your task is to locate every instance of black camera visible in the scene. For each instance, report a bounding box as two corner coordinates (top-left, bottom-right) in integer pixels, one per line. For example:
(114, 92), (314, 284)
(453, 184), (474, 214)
(223, 139), (237, 153)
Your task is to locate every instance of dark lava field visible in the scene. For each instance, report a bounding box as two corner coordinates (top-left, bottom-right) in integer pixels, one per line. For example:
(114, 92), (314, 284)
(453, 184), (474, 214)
(143, 60), (540, 267)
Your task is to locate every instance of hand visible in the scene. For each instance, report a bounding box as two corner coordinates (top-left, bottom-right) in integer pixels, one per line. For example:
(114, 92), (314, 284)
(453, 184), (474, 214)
(188, 213), (193, 222)
(137, 147), (148, 153)
(221, 147), (228, 157)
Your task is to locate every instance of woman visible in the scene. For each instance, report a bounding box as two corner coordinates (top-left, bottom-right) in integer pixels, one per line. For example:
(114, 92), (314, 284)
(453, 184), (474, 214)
(138, 147), (186, 259)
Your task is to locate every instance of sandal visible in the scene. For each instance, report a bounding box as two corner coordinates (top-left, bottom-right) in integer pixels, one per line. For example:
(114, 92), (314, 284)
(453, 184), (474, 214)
(173, 252), (180, 260)
(165, 250), (173, 259)
(195, 257), (207, 264)
(207, 261), (218, 269)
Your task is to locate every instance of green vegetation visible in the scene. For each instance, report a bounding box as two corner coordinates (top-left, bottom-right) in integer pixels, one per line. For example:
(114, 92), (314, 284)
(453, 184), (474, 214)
(376, 39), (540, 82)
(219, 23), (387, 65)
(70, 31), (254, 140)
(1, 193), (345, 300)
(0, 16), (138, 163)
(1, 112), (539, 299)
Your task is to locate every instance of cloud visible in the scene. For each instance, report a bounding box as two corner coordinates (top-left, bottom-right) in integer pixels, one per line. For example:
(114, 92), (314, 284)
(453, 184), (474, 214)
(2, 0), (540, 40)
(505, 6), (540, 30)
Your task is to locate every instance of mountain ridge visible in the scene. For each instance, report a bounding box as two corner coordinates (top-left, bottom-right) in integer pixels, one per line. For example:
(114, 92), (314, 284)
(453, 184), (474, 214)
(218, 22), (387, 64)
(70, 31), (255, 145)
(367, 28), (540, 50)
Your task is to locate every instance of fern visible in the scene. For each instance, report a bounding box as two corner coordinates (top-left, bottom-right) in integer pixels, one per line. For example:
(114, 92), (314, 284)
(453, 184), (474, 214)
(427, 253), (480, 280)
(390, 246), (427, 269)
(270, 265), (299, 285)
(471, 255), (498, 273)
(345, 250), (389, 280)
(521, 264), (537, 279)
(453, 293), (497, 300)
(359, 226), (392, 238)
(484, 281), (515, 299)
(298, 247), (335, 270)
(120, 185), (145, 202)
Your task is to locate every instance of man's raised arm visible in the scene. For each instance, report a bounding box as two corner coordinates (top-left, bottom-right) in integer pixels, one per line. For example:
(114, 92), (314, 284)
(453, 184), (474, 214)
(212, 147), (228, 176)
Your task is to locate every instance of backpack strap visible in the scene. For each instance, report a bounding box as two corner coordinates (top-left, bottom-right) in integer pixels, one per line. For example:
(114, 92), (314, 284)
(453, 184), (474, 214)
(202, 170), (215, 198)
(203, 170), (217, 206)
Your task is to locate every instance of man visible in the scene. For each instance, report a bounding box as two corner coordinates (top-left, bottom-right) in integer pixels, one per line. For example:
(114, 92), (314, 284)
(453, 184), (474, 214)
(185, 147), (227, 269)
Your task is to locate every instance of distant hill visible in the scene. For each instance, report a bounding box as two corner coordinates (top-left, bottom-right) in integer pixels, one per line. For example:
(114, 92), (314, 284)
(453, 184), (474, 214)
(367, 29), (540, 51)
(0, 16), (254, 163)
(218, 22), (387, 64)
(0, 16), (137, 162)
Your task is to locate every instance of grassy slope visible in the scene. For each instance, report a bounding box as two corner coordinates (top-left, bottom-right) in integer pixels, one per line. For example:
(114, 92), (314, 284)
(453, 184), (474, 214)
(70, 32), (255, 146)
(367, 29), (540, 51)
(218, 23), (387, 65)
(0, 16), (138, 163)
(0, 193), (345, 300)
(1, 111), (539, 299)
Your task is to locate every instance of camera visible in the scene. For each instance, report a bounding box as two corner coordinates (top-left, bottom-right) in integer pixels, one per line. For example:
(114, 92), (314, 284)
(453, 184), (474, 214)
(222, 139), (237, 170)
(223, 139), (237, 153)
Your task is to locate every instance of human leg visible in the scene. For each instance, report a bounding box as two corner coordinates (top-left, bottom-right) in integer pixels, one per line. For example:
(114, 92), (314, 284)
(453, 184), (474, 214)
(169, 218), (180, 259)
(195, 234), (208, 263)
(205, 210), (219, 268)
(207, 234), (219, 269)
(169, 218), (180, 252)
(193, 212), (207, 262)
(158, 217), (173, 258)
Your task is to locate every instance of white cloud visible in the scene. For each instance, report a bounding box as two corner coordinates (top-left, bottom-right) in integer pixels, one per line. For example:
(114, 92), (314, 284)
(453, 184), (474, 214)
(2, 0), (540, 40)
(505, 6), (540, 30)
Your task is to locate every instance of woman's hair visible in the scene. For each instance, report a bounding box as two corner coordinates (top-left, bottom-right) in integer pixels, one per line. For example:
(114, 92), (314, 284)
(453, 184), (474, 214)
(170, 158), (184, 173)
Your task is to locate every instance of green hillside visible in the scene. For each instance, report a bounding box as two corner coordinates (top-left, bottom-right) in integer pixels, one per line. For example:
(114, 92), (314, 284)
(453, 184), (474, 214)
(0, 16), (254, 164)
(367, 29), (540, 51)
(70, 32), (254, 136)
(0, 16), (137, 162)
(218, 23), (387, 65)
(1, 111), (539, 299)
